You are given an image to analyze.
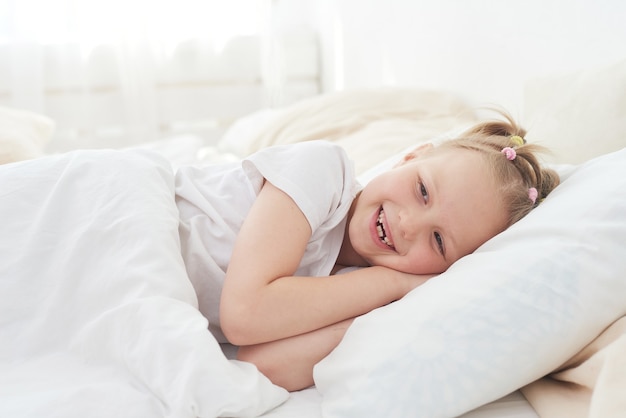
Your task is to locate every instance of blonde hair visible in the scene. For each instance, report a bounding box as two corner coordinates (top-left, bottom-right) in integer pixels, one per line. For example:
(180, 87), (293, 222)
(438, 110), (560, 227)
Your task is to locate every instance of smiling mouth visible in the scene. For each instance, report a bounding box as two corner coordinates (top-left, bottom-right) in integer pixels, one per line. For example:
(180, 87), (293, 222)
(376, 207), (395, 249)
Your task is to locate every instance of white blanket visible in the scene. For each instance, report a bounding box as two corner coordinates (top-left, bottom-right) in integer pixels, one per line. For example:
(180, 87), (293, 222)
(0, 150), (288, 418)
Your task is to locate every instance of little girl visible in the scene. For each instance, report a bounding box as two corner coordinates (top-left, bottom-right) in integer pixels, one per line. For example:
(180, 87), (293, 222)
(175, 110), (560, 391)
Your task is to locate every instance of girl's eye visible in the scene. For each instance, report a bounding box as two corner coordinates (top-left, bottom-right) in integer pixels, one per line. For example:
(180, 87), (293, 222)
(434, 232), (445, 256)
(418, 180), (429, 203)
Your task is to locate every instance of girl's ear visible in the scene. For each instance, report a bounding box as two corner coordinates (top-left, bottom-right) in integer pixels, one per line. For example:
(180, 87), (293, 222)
(394, 142), (434, 167)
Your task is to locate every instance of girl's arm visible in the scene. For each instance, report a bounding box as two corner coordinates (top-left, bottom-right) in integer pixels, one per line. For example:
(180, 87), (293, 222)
(220, 181), (428, 346)
(236, 318), (354, 392)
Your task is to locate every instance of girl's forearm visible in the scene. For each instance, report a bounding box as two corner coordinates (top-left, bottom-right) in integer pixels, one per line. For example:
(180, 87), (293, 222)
(221, 266), (413, 346)
(237, 318), (354, 391)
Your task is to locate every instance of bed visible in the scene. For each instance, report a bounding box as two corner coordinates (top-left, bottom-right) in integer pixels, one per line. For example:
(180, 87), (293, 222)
(1, 59), (625, 418)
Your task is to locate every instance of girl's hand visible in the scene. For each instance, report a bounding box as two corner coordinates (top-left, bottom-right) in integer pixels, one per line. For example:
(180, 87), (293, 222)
(392, 269), (437, 298)
(337, 265), (435, 300)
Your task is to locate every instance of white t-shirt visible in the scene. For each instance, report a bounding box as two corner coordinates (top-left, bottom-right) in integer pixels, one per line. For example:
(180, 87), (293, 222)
(175, 140), (359, 342)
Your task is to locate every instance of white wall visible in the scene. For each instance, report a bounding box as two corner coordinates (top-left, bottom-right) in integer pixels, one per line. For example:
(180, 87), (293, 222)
(2, 0), (624, 151)
(311, 0), (626, 117)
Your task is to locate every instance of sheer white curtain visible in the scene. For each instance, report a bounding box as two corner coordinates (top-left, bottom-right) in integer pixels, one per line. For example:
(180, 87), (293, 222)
(0, 0), (294, 151)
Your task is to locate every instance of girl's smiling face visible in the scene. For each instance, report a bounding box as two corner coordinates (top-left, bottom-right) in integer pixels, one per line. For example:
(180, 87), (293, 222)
(345, 145), (509, 275)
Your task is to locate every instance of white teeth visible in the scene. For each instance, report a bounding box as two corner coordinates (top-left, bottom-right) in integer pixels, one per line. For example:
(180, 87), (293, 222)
(376, 208), (394, 248)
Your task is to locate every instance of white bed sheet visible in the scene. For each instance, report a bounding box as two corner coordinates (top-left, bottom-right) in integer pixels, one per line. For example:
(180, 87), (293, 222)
(220, 338), (540, 418)
(259, 388), (538, 418)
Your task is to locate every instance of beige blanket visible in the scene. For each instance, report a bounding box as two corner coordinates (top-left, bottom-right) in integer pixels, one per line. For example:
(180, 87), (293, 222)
(245, 88), (477, 175)
(521, 316), (626, 418)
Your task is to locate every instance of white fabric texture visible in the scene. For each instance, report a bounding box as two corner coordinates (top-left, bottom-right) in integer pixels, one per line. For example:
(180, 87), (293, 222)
(0, 106), (55, 164)
(0, 149), (287, 417)
(175, 140), (358, 343)
(220, 88), (477, 176)
(314, 147), (626, 418)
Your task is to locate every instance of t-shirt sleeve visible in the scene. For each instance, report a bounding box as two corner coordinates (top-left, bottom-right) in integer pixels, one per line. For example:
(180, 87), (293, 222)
(242, 140), (358, 232)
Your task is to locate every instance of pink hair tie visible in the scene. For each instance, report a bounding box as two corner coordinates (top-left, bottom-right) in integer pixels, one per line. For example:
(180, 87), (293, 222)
(501, 147), (516, 161)
(528, 187), (538, 204)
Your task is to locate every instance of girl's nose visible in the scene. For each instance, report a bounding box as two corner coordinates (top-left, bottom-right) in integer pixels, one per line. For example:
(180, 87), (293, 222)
(398, 207), (423, 241)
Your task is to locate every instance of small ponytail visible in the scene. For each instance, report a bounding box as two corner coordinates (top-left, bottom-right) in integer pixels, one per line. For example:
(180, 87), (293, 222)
(441, 109), (560, 227)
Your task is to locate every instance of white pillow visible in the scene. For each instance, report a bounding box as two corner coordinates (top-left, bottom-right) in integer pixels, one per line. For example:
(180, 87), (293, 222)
(217, 108), (286, 157)
(314, 146), (626, 418)
(524, 59), (626, 165)
(0, 106), (55, 164)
